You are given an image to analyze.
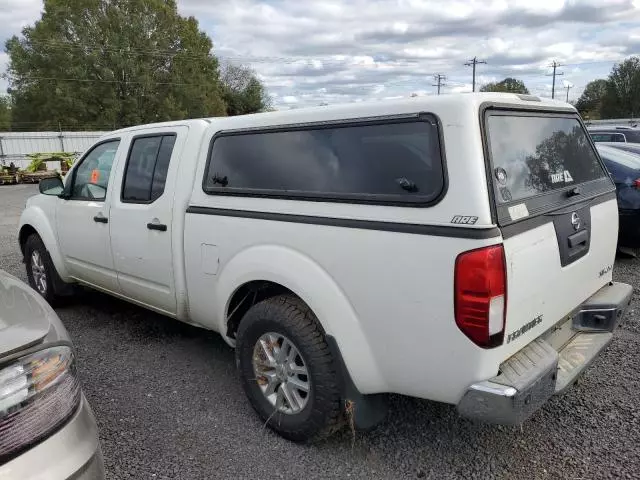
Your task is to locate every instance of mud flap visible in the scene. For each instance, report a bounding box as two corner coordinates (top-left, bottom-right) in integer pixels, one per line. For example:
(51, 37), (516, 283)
(325, 335), (388, 430)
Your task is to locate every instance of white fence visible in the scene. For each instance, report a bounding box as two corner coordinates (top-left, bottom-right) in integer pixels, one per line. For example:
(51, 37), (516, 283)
(585, 118), (639, 127)
(0, 131), (107, 170)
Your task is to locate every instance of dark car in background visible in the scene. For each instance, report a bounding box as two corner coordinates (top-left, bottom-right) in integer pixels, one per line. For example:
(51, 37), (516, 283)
(589, 126), (640, 143)
(600, 141), (640, 156)
(596, 143), (640, 248)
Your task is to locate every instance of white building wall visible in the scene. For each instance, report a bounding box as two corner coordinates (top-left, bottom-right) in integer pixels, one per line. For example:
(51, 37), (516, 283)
(0, 131), (107, 170)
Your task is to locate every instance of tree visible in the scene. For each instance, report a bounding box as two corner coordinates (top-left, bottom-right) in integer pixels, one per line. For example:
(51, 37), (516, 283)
(600, 56), (640, 119)
(480, 77), (530, 94)
(220, 63), (271, 116)
(5, 0), (227, 131)
(0, 96), (10, 130)
(524, 125), (599, 194)
(575, 79), (608, 119)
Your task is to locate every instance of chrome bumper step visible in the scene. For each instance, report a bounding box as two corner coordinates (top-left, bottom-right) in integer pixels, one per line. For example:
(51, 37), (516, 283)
(556, 331), (612, 393)
(457, 282), (632, 425)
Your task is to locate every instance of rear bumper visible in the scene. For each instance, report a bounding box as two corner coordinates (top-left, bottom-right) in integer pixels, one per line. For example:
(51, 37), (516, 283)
(457, 281), (633, 425)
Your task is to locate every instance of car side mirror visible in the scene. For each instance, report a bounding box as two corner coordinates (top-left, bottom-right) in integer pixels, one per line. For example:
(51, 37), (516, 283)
(38, 177), (64, 196)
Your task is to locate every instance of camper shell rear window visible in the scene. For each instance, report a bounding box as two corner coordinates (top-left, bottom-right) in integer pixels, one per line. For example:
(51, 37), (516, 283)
(484, 110), (613, 225)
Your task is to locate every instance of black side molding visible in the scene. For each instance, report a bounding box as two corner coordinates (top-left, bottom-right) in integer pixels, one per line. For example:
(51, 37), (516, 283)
(186, 206), (502, 239)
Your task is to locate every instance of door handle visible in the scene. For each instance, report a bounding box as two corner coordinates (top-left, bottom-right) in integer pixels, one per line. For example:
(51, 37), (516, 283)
(93, 214), (108, 224)
(568, 229), (588, 248)
(147, 222), (167, 232)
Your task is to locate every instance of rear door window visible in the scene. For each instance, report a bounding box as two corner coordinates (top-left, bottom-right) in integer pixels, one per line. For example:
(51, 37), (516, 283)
(203, 117), (445, 205)
(623, 130), (640, 142)
(611, 133), (626, 142)
(122, 135), (176, 203)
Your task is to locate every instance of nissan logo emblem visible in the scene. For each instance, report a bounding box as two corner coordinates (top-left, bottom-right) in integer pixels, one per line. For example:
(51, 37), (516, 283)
(571, 212), (581, 231)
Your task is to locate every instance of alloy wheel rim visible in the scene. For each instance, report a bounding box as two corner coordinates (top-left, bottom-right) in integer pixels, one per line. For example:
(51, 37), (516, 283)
(31, 251), (47, 295)
(252, 332), (311, 415)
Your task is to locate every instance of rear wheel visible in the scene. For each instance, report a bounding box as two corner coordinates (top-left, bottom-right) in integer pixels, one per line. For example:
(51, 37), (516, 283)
(236, 295), (343, 442)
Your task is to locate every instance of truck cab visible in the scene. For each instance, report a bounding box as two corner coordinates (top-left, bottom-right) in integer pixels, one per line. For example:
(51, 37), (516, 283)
(19, 93), (633, 442)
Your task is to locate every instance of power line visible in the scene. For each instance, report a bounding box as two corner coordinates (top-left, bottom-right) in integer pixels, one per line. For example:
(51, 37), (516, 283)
(432, 74), (446, 95)
(2, 73), (460, 91)
(464, 56), (486, 92)
(2, 75), (217, 87)
(15, 39), (216, 63)
(11, 39), (638, 69)
(546, 60), (564, 99)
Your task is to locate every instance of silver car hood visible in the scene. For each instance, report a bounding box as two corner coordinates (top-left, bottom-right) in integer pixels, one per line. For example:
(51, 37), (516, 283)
(0, 271), (51, 357)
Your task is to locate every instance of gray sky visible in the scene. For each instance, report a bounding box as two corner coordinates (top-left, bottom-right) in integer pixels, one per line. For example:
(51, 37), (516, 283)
(1, 0), (640, 109)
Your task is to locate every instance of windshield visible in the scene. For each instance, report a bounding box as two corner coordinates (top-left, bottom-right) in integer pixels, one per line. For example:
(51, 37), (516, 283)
(487, 114), (608, 204)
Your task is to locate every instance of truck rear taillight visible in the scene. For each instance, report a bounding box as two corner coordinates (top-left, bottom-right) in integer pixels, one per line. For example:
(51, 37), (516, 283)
(454, 245), (506, 348)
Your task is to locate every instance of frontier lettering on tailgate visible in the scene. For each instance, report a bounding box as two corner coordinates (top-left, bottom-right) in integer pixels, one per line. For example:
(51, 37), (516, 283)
(507, 315), (543, 343)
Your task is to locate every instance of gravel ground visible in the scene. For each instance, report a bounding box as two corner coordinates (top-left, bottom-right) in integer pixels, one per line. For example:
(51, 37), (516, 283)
(1, 184), (640, 480)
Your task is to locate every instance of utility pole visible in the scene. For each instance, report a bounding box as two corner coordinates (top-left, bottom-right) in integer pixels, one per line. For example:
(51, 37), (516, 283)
(547, 60), (564, 99)
(565, 83), (573, 103)
(464, 56), (486, 92)
(432, 74), (446, 95)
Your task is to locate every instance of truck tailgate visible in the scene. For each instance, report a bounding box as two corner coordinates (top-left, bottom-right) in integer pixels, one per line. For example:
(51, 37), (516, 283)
(502, 197), (618, 347)
(483, 109), (618, 353)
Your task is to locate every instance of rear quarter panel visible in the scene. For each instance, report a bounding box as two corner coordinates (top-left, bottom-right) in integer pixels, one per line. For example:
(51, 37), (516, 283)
(184, 212), (504, 401)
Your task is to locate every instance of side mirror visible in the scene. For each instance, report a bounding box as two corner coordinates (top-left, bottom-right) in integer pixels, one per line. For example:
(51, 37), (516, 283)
(38, 176), (64, 196)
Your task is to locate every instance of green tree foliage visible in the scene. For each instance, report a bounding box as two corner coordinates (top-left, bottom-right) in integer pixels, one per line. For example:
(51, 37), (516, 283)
(600, 56), (640, 119)
(575, 79), (608, 119)
(480, 77), (530, 95)
(525, 125), (598, 193)
(220, 63), (272, 116)
(5, 0), (232, 131)
(0, 96), (11, 130)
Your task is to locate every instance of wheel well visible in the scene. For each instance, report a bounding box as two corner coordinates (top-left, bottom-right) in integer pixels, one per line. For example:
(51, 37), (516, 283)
(18, 225), (38, 256)
(226, 281), (298, 339)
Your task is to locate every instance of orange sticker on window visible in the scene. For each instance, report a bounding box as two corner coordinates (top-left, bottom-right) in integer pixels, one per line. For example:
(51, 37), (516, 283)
(90, 169), (100, 183)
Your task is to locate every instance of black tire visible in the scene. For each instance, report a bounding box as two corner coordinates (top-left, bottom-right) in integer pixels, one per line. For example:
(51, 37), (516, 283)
(24, 234), (70, 305)
(236, 294), (344, 442)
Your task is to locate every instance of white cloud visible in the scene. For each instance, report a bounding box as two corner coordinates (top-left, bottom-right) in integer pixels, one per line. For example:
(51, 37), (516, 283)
(1, 0), (640, 106)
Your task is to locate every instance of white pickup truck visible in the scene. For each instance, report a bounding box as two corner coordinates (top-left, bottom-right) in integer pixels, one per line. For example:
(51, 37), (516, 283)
(19, 93), (633, 442)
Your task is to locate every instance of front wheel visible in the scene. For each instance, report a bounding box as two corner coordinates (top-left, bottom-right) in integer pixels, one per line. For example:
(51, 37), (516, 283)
(236, 295), (344, 442)
(24, 234), (68, 305)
